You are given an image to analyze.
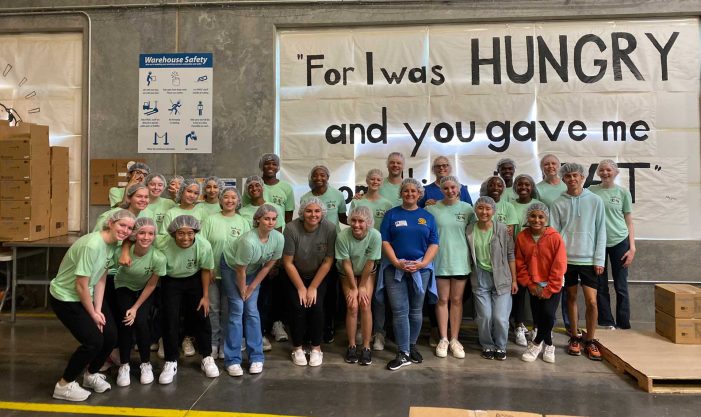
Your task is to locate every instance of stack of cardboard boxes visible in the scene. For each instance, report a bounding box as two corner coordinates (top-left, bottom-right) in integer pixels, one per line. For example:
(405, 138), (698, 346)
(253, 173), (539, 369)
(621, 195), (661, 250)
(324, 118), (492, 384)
(0, 123), (52, 241)
(655, 284), (701, 344)
(90, 158), (146, 206)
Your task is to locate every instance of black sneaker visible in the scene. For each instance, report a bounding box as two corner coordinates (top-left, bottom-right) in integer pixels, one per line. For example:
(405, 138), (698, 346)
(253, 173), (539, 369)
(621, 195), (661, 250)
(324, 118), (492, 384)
(387, 352), (411, 370)
(409, 344), (423, 363)
(481, 349), (494, 360)
(359, 347), (372, 366)
(494, 349), (506, 361)
(344, 345), (358, 363)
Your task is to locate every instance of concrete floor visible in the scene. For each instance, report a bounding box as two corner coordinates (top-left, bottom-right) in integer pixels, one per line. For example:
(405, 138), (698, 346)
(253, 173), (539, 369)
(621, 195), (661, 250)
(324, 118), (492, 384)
(1, 315), (700, 417)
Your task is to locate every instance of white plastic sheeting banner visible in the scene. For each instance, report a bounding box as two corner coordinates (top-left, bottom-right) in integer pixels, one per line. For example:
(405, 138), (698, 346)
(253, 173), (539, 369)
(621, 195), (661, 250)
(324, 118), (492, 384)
(277, 19), (701, 240)
(0, 33), (83, 232)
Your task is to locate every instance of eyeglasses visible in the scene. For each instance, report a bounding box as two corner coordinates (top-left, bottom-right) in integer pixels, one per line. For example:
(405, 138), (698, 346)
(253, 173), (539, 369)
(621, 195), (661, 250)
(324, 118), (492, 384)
(133, 170), (149, 176)
(433, 164), (449, 169)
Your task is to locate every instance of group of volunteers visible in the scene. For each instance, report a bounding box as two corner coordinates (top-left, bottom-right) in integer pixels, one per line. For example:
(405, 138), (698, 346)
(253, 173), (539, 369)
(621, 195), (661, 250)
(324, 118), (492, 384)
(49, 151), (635, 401)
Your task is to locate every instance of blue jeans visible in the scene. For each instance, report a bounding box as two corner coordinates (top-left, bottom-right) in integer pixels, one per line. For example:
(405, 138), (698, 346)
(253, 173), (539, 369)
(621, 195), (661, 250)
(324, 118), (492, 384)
(383, 266), (430, 353)
(598, 237), (631, 329)
(221, 260), (263, 366)
(472, 267), (512, 351)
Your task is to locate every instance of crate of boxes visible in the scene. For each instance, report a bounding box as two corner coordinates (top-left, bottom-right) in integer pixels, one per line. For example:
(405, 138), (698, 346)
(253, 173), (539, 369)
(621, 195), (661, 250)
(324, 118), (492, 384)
(0, 122), (51, 241)
(655, 284), (701, 344)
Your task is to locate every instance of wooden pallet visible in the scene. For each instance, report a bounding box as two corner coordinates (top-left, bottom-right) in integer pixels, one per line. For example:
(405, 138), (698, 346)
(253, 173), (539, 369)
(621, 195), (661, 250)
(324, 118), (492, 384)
(595, 329), (701, 393)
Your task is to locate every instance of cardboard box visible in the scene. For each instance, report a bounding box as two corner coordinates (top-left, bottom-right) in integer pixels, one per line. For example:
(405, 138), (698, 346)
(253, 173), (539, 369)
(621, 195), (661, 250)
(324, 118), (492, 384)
(49, 213), (68, 237)
(0, 200), (50, 221)
(655, 284), (701, 319)
(0, 180), (51, 203)
(90, 158), (146, 206)
(0, 218), (50, 241)
(0, 157), (51, 181)
(0, 123), (50, 160)
(656, 309), (701, 344)
(50, 146), (70, 199)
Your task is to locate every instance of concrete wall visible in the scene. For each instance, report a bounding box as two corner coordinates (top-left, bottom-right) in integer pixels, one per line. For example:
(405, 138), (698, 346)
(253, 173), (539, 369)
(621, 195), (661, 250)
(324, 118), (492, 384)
(1, 0), (700, 322)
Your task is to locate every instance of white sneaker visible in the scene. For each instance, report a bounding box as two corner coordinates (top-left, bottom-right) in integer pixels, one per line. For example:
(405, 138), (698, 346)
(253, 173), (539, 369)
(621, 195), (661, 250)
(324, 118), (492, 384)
(521, 341), (543, 362)
(543, 344), (556, 363)
(159, 361), (177, 384)
(515, 324), (528, 347)
(211, 345), (219, 358)
(292, 349), (307, 366)
(218, 345), (225, 359)
(309, 350), (323, 367)
(157, 338), (165, 359)
(83, 372), (111, 393)
(53, 381), (90, 402)
(435, 338), (449, 358)
(226, 364), (243, 377)
(372, 333), (385, 351)
(249, 362), (263, 374)
(116, 364), (130, 387)
(271, 321), (289, 342)
(262, 336), (272, 352)
(201, 356), (220, 378)
(140, 363), (154, 384)
(449, 339), (465, 359)
(182, 337), (196, 357)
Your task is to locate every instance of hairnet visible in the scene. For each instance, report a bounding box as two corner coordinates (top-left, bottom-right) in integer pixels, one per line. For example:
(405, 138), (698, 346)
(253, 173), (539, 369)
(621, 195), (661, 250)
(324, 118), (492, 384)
(129, 217), (157, 241)
(167, 214), (201, 234)
(219, 186), (242, 210)
(252, 204), (279, 227)
(559, 162), (585, 178)
(298, 196), (327, 219)
(399, 178), (424, 198)
(102, 209), (137, 231)
(474, 196), (496, 212)
(176, 178), (202, 203)
(258, 153), (280, 170)
(348, 205), (374, 229)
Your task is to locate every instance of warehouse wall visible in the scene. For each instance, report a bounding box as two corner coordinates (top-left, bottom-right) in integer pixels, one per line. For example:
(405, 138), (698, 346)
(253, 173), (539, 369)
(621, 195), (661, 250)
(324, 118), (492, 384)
(0, 0), (699, 322)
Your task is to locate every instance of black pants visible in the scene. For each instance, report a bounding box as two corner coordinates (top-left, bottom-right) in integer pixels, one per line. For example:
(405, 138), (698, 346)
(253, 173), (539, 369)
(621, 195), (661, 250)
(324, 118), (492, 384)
(161, 273), (212, 361)
(323, 267), (338, 336)
(288, 278), (327, 347)
(50, 294), (117, 382)
(510, 284), (529, 325)
(530, 291), (561, 346)
(258, 268), (289, 335)
(115, 287), (154, 364)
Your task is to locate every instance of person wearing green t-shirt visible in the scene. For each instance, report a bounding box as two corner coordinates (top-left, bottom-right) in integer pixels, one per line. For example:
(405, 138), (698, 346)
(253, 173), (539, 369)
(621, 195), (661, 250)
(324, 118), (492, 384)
(243, 153), (296, 225)
(379, 152), (405, 207)
(94, 184), (152, 232)
(496, 158), (518, 203)
(145, 173), (177, 233)
(108, 162), (150, 208)
(536, 154), (567, 208)
(167, 175), (184, 202)
(194, 176), (223, 219)
(240, 176), (284, 230)
(481, 176), (518, 237)
(220, 204), (284, 376)
(590, 159), (635, 330)
(425, 176), (474, 360)
(49, 209), (136, 402)
(160, 178), (204, 235)
(351, 169), (394, 232)
(155, 214), (219, 384)
(336, 206), (382, 366)
(112, 217), (165, 388)
(200, 186), (251, 358)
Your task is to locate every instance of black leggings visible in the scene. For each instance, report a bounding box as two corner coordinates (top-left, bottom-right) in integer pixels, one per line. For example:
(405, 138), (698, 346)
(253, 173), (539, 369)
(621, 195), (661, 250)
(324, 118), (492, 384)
(161, 273), (212, 361)
(115, 287), (154, 364)
(288, 278), (327, 347)
(530, 291), (562, 346)
(50, 294), (117, 382)
(510, 284), (529, 325)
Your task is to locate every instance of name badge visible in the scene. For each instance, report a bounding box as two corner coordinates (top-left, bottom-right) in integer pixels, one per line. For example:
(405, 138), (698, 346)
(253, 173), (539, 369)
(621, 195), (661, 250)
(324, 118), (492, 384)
(395, 220), (408, 227)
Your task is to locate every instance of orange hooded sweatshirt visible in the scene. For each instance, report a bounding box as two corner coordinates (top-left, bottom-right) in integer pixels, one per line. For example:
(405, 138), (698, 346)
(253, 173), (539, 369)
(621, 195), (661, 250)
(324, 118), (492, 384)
(515, 227), (567, 299)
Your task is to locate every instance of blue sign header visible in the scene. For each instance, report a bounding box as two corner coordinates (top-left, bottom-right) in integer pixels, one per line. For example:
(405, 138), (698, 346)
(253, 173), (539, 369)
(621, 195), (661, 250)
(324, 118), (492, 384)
(140, 53), (213, 68)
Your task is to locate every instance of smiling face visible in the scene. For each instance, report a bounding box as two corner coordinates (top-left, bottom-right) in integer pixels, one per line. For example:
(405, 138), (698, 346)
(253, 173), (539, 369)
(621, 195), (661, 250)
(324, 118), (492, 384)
(204, 180), (219, 201)
(475, 203), (494, 223)
(130, 188), (151, 211)
(168, 178), (181, 196)
(147, 177), (165, 198)
(487, 178), (504, 202)
(527, 210), (548, 235)
(498, 163), (515, 184)
(220, 190), (238, 212)
(597, 163), (618, 186)
(515, 177), (532, 200)
(441, 180), (459, 202)
(541, 156), (560, 179)
(432, 158), (451, 180)
(401, 183), (421, 207)
(350, 215), (369, 240)
(109, 217), (135, 242)
(134, 225), (156, 250)
(181, 185), (200, 206)
(302, 203), (323, 228)
(563, 171), (584, 194)
(258, 211), (278, 232)
(174, 227), (195, 249)
(248, 182), (264, 199)
(366, 174), (382, 192)
(262, 159), (279, 179)
(311, 168), (329, 190)
(387, 155), (404, 177)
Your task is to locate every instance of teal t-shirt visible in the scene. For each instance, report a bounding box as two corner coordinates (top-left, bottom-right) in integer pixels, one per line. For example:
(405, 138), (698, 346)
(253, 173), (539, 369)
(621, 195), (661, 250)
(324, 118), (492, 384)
(335, 228), (382, 276)
(200, 213), (251, 279)
(536, 181), (567, 208)
(474, 227), (494, 272)
(379, 179), (402, 207)
(49, 232), (116, 302)
(426, 201), (474, 276)
(109, 187), (125, 208)
(114, 245), (167, 291)
(156, 234), (215, 278)
(148, 197), (177, 233)
(511, 198), (544, 236)
(300, 187), (347, 230)
(350, 197), (394, 231)
(239, 202), (285, 230)
(589, 184), (632, 247)
(503, 187), (518, 204)
(160, 206), (204, 235)
(231, 229), (285, 275)
(494, 199), (518, 226)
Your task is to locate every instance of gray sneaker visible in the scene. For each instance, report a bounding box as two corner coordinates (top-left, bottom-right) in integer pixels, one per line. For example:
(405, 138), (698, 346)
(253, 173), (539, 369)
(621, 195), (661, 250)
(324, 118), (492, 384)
(372, 333), (385, 351)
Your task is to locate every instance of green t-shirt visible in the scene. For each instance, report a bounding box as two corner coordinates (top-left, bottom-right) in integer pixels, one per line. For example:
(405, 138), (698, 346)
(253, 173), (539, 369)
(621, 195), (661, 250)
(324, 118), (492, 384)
(239, 202), (284, 230)
(231, 229), (285, 275)
(474, 227), (494, 272)
(334, 228), (382, 276)
(194, 201), (221, 219)
(494, 199), (518, 226)
(160, 206), (204, 235)
(350, 197), (394, 231)
(511, 198), (544, 236)
(242, 180), (295, 218)
(201, 213), (251, 279)
(148, 197), (177, 233)
(300, 187), (347, 230)
(426, 201), (474, 276)
(379, 179), (402, 207)
(156, 234), (215, 278)
(49, 232), (116, 302)
(536, 181), (567, 208)
(589, 184), (632, 247)
(114, 246), (167, 291)
(503, 187), (518, 204)
(93, 207), (153, 233)
(109, 187), (125, 208)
